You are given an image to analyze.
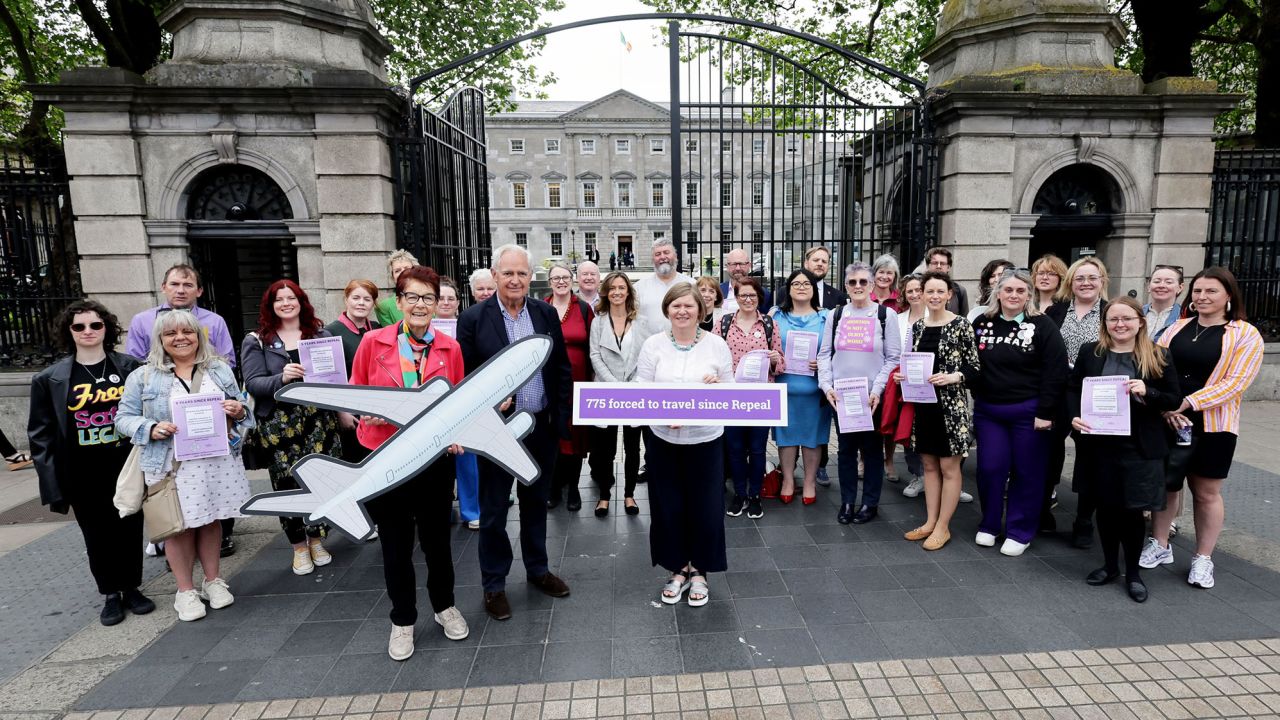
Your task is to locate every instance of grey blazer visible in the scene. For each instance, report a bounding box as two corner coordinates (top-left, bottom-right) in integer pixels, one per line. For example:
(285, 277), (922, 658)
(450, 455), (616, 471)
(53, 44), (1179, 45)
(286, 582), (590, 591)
(589, 312), (649, 382)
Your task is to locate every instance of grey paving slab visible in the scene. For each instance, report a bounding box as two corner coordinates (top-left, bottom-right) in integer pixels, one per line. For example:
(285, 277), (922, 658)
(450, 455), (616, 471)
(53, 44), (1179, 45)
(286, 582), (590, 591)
(64, 456), (1280, 708)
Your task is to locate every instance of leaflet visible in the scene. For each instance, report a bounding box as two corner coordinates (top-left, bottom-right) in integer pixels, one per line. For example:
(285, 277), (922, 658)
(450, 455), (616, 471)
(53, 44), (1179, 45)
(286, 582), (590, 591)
(298, 336), (348, 385)
(433, 319), (457, 338)
(833, 377), (874, 433)
(171, 392), (230, 461)
(900, 351), (938, 404)
(783, 330), (819, 376)
(1080, 375), (1131, 436)
(735, 349), (770, 383)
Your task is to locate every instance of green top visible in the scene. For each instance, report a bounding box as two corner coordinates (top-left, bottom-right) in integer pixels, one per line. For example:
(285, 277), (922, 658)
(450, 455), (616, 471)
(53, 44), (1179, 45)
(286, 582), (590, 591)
(375, 296), (402, 326)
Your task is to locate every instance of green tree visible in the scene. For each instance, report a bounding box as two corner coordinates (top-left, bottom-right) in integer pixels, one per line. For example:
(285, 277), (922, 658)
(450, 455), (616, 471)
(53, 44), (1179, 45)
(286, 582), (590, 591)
(0, 0), (563, 153)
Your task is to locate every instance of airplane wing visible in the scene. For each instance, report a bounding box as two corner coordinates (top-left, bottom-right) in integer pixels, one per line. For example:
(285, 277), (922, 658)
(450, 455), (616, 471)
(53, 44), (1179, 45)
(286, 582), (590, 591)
(275, 377), (451, 426)
(457, 409), (542, 485)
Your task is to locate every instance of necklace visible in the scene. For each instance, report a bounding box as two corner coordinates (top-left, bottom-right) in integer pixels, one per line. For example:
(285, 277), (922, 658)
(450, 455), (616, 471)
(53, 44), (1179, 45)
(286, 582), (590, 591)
(669, 328), (702, 352)
(77, 357), (109, 383)
(1192, 321), (1222, 342)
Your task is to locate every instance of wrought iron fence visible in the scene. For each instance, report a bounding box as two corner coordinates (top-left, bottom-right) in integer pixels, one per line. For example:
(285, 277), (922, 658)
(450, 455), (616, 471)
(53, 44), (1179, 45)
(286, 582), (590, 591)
(0, 151), (80, 367)
(1206, 149), (1280, 340)
(392, 87), (492, 302)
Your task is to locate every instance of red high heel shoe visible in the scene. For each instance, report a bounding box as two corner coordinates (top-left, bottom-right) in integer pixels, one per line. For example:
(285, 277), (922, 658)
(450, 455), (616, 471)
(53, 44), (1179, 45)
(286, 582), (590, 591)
(802, 495), (817, 506)
(779, 493), (794, 504)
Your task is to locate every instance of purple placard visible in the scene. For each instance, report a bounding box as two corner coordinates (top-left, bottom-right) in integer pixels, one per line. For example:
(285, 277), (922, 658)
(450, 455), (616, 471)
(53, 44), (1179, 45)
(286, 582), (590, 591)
(171, 392), (230, 461)
(833, 377), (874, 433)
(900, 351), (938, 404)
(1080, 375), (1131, 436)
(573, 382), (787, 427)
(783, 330), (819, 375)
(299, 336), (347, 385)
(735, 349), (771, 383)
(433, 318), (457, 338)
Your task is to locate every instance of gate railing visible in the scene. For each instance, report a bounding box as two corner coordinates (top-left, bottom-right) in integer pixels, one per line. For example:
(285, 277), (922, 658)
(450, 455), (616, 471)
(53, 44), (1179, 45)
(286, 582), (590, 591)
(0, 151), (80, 368)
(1206, 149), (1280, 340)
(392, 87), (492, 296)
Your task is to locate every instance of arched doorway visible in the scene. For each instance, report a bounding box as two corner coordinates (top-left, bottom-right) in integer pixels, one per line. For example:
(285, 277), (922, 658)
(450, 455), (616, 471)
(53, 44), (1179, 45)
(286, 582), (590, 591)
(1029, 164), (1121, 264)
(184, 165), (298, 343)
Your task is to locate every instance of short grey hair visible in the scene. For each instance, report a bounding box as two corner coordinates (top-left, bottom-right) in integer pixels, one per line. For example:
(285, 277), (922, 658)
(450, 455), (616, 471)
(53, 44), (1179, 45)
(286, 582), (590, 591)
(984, 267), (1041, 318)
(492, 243), (531, 268)
(871, 254), (900, 278)
(146, 308), (220, 371)
(547, 261), (574, 278)
(843, 261), (873, 282)
(468, 268), (493, 289)
(651, 236), (675, 252)
(386, 249), (418, 274)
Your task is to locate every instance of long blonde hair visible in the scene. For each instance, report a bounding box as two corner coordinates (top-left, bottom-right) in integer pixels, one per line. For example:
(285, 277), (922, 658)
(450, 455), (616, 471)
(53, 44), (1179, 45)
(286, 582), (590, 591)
(1095, 296), (1167, 378)
(1056, 257), (1109, 304)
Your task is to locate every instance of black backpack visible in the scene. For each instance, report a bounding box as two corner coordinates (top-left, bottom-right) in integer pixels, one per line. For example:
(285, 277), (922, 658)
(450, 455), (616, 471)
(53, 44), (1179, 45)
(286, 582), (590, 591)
(720, 312), (774, 348)
(828, 303), (888, 357)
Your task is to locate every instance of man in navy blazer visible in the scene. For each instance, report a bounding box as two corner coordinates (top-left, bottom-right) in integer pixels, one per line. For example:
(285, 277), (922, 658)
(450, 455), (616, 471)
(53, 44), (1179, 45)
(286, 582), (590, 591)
(805, 246), (846, 310)
(719, 248), (772, 314)
(458, 244), (574, 621)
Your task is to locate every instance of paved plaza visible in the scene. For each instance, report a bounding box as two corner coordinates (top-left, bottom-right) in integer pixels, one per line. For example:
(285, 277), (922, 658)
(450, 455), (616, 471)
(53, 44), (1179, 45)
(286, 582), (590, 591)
(1, 404), (1278, 719)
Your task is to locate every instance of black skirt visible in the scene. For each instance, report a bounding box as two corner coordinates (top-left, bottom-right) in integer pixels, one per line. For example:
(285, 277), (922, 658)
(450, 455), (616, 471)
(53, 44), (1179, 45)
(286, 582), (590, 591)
(1075, 435), (1166, 511)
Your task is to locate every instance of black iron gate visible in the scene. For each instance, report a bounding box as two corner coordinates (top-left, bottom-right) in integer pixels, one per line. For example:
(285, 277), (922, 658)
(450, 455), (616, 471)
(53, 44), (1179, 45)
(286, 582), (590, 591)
(1206, 149), (1280, 340)
(393, 87), (492, 291)
(399, 13), (936, 290)
(0, 151), (79, 367)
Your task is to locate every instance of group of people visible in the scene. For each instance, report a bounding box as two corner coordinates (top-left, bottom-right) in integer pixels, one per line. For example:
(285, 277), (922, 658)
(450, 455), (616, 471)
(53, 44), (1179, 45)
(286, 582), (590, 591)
(24, 236), (1263, 662)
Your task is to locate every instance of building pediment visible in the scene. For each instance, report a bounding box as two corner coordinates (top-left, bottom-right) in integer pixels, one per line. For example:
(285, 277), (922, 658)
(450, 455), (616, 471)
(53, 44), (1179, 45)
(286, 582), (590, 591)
(682, 171), (703, 180)
(541, 171), (567, 181)
(560, 90), (670, 121)
(714, 170), (737, 180)
(505, 171), (531, 181)
(611, 171), (637, 180)
(645, 171), (671, 180)
(576, 171), (602, 181)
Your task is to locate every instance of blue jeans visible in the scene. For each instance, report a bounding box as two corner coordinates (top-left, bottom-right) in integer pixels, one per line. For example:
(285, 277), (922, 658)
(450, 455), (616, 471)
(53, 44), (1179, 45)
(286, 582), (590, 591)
(724, 425), (769, 497)
(837, 429), (884, 507)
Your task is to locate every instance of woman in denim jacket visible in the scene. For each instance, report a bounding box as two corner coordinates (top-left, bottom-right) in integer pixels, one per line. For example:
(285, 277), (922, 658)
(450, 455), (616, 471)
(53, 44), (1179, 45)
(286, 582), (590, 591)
(116, 310), (253, 622)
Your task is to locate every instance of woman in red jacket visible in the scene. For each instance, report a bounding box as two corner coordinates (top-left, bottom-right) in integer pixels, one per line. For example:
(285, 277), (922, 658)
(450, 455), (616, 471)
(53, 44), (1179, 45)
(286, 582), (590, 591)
(349, 265), (468, 662)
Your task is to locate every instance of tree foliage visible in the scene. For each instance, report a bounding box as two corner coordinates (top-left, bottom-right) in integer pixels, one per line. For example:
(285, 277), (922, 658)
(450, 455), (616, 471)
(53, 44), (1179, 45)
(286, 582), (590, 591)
(0, 0), (564, 153)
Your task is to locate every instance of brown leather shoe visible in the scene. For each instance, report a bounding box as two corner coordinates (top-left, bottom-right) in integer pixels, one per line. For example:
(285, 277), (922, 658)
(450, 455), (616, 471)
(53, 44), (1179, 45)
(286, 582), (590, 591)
(483, 591), (512, 621)
(528, 572), (571, 598)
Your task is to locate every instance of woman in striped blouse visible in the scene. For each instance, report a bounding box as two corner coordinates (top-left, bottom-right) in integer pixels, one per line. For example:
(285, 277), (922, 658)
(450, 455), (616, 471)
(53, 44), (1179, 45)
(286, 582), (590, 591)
(1140, 267), (1264, 589)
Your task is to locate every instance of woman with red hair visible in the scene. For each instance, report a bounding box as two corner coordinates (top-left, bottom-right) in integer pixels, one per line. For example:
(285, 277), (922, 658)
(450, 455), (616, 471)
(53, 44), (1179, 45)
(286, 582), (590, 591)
(240, 279), (344, 575)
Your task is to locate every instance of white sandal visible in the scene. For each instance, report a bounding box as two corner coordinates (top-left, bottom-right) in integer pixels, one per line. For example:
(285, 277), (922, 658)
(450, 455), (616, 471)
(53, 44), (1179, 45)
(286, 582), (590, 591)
(661, 571), (690, 605)
(688, 572), (709, 607)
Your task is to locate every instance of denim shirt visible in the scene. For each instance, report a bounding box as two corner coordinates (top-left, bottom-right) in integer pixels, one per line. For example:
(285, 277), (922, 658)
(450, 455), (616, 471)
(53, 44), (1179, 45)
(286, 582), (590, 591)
(115, 360), (254, 474)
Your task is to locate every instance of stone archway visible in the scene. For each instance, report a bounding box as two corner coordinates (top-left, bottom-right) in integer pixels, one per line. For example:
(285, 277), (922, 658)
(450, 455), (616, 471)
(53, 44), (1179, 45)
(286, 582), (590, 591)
(1027, 163), (1122, 263)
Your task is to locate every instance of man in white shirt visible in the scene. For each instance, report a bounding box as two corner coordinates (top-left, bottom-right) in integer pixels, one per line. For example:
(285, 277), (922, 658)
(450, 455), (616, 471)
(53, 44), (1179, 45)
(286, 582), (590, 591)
(635, 238), (694, 335)
(804, 246), (845, 310)
(576, 261), (601, 309)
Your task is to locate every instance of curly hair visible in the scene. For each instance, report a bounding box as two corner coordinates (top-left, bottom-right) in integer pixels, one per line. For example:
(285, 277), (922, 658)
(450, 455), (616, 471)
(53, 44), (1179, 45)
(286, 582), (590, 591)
(56, 299), (122, 354)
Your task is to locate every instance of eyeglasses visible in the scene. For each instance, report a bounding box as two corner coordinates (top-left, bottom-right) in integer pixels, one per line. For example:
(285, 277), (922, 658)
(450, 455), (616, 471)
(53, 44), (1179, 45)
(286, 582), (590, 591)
(1073, 275), (1102, 283)
(1154, 264), (1184, 274)
(737, 294), (758, 301)
(727, 261), (750, 268)
(549, 276), (572, 284)
(845, 278), (870, 287)
(1107, 316), (1141, 324)
(399, 292), (437, 305)
(790, 281), (812, 288)
(1035, 271), (1060, 277)
(71, 321), (105, 332)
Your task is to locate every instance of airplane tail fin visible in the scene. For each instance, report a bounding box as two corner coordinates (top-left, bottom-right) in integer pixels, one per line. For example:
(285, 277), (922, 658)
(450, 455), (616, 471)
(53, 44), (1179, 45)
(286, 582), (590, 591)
(240, 455), (373, 540)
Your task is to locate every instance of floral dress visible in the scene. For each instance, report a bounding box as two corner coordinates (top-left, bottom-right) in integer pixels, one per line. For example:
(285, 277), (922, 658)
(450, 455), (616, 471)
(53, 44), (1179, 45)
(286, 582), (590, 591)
(909, 316), (980, 457)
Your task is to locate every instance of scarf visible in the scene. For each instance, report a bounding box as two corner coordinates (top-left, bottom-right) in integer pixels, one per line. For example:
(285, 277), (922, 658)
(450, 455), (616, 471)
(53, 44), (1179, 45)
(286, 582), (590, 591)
(338, 312), (372, 334)
(396, 320), (434, 388)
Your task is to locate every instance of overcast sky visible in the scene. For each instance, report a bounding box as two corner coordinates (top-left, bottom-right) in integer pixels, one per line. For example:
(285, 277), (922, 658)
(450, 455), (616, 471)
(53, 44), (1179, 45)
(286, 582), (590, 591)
(534, 0), (673, 102)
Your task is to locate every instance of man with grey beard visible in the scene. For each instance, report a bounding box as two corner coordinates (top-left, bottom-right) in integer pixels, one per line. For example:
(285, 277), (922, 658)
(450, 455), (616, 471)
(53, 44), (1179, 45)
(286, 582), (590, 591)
(635, 237), (694, 335)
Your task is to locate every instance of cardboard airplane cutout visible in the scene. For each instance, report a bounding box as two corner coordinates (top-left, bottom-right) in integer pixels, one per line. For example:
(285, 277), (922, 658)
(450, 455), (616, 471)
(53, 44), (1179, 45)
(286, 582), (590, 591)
(241, 335), (552, 540)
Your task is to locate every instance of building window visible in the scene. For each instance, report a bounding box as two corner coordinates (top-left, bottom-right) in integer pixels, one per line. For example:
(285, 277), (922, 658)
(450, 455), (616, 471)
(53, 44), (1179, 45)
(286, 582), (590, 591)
(685, 181), (700, 208)
(515, 232), (528, 248)
(784, 181), (800, 208)
(547, 182), (562, 208)
(650, 181), (666, 208)
(783, 230), (794, 243)
(720, 138), (732, 152)
(719, 231), (732, 255)
(581, 182), (597, 208)
(550, 231), (563, 256)
(580, 138), (596, 154)
(509, 139), (525, 154)
(545, 138), (560, 154)
(685, 230), (698, 255)
(719, 181), (733, 208)
(512, 182), (527, 208)
(584, 231), (597, 253)
(752, 138), (765, 154)
(752, 180), (765, 207)
(685, 138), (699, 154)
(654, 231), (666, 243)
(751, 231), (764, 256)
(615, 138), (631, 154)
(614, 181), (633, 208)
(649, 138), (666, 154)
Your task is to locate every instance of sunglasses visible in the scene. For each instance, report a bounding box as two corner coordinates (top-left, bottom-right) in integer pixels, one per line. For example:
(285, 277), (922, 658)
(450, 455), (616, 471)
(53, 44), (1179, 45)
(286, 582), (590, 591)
(71, 321), (105, 332)
(845, 278), (870, 287)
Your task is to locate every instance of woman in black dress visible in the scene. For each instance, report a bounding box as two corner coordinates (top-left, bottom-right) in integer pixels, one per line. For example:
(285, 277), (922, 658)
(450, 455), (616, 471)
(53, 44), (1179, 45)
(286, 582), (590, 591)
(1069, 297), (1180, 602)
(324, 279), (380, 465)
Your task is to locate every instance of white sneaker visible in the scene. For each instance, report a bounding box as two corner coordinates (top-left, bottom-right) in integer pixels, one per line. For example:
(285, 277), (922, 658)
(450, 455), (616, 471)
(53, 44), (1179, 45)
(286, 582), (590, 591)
(1188, 554), (1215, 588)
(902, 477), (924, 498)
(174, 589), (206, 622)
(959, 491), (974, 503)
(367, 526), (379, 541)
(199, 577), (235, 609)
(292, 547), (315, 575)
(1138, 537), (1174, 569)
(389, 623), (415, 661)
(975, 532), (997, 547)
(467, 520), (480, 530)
(308, 538), (333, 567)
(434, 606), (470, 640)
(1000, 539), (1029, 557)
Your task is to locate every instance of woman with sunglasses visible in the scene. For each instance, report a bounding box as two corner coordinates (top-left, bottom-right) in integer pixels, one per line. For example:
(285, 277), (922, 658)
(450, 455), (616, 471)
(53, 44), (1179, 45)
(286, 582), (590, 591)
(545, 262), (593, 513)
(1070, 298), (1181, 602)
(771, 268), (832, 504)
(970, 269), (1068, 556)
(29, 300), (155, 626)
(1142, 267), (1263, 589)
(1144, 265), (1185, 341)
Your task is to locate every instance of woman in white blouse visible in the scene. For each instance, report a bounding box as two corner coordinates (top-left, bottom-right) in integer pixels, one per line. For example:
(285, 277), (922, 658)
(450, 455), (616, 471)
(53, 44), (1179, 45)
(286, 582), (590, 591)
(636, 282), (733, 608)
